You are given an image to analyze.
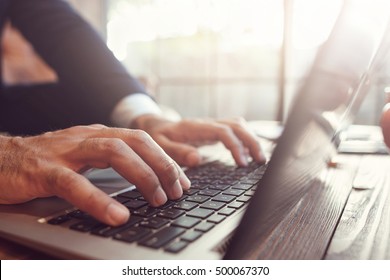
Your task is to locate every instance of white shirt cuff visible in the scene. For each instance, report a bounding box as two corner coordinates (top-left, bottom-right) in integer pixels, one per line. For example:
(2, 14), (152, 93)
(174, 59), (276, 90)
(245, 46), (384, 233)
(110, 93), (162, 128)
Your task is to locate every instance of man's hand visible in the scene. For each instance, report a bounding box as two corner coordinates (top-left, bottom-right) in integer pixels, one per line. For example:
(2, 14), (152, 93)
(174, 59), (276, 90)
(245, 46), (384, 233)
(132, 115), (267, 167)
(0, 125), (190, 226)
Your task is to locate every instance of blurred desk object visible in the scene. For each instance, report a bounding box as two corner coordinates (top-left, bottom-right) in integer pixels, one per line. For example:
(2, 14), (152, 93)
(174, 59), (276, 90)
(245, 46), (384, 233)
(338, 125), (388, 154)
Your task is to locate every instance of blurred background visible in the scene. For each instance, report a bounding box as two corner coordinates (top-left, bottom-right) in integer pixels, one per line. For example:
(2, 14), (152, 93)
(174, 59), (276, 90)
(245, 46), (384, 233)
(3, 0), (390, 125)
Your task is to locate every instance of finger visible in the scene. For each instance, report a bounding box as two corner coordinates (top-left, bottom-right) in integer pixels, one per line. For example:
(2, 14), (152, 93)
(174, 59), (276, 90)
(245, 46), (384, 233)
(154, 134), (202, 167)
(46, 167), (129, 226)
(178, 121), (249, 166)
(74, 137), (170, 206)
(116, 130), (191, 199)
(78, 129), (190, 201)
(174, 161), (192, 191)
(218, 119), (266, 163)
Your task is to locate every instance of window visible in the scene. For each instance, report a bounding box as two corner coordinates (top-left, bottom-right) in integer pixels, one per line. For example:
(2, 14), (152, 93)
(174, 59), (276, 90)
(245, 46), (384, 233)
(107, 0), (283, 120)
(104, 0), (389, 124)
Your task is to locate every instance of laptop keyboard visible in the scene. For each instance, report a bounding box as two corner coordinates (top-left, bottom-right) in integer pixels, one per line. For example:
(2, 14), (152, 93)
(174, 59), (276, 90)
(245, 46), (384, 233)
(46, 160), (266, 254)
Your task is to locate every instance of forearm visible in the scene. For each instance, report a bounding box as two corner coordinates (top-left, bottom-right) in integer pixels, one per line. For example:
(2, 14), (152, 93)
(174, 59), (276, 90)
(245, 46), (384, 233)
(8, 0), (148, 122)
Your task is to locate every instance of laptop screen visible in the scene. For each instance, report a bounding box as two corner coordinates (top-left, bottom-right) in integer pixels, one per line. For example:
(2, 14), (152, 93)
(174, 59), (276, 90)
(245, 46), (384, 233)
(225, 0), (390, 259)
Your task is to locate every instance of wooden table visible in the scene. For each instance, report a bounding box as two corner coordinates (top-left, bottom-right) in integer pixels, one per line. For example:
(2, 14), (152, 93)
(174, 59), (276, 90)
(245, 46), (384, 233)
(326, 154), (390, 259)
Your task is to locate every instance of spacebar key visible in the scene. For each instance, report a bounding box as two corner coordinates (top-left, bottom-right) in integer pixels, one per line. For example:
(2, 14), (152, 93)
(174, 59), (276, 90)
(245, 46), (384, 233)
(139, 227), (185, 249)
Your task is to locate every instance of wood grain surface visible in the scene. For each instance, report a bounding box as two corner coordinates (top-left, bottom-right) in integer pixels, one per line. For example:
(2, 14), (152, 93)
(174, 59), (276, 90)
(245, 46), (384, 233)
(326, 155), (390, 259)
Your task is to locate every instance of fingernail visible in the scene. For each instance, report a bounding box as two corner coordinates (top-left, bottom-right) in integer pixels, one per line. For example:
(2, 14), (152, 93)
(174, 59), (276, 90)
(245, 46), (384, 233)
(153, 187), (167, 205)
(171, 179), (183, 199)
(240, 154), (248, 166)
(259, 154), (267, 164)
(107, 203), (129, 225)
(180, 174), (191, 190)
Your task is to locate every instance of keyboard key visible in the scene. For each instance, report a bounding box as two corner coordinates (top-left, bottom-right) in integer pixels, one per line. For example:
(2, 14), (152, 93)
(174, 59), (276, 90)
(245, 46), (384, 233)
(212, 194), (235, 203)
(207, 214), (226, 224)
(218, 208), (235, 216)
(240, 178), (259, 185)
(123, 200), (148, 210)
(158, 200), (176, 209)
(180, 231), (202, 242)
(133, 206), (160, 217)
(245, 190), (256, 197)
(114, 227), (152, 243)
(222, 189), (245, 196)
(91, 216), (143, 237)
(200, 201), (225, 211)
(231, 183), (253, 191)
(114, 196), (129, 204)
(228, 201), (245, 209)
(237, 195), (251, 203)
(209, 184), (230, 191)
(118, 190), (142, 199)
(186, 195), (209, 204)
(165, 241), (188, 253)
(195, 222), (215, 233)
(183, 189), (199, 196)
(187, 208), (214, 219)
(198, 178), (214, 184)
(157, 208), (185, 219)
(172, 216), (201, 228)
(139, 227), (185, 249)
(68, 210), (90, 220)
(174, 201), (197, 211)
(190, 184), (208, 190)
(139, 217), (169, 229)
(70, 219), (101, 232)
(48, 214), (71, 225)
(220, 178), (238, 185)
(173, 194), (188, 202)
(198, 189), (220, 197)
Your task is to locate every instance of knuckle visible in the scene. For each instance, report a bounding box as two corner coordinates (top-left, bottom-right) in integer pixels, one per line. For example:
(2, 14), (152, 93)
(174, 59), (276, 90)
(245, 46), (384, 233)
(130, 130), (154, 147)
(229, 122), (243, 131)
(89, 124), (107, 129)
(138, 167), (155, 182)
(161, 160), (179, 184)
(216, 124), (233, 136)
(46, 168), (79, 195)
(67, 124), (108, 136)
(132, 130), (151, 141)
(102, 138), (128, 155)
(223, 118), (245, 130)
(135, 166), (160, 188)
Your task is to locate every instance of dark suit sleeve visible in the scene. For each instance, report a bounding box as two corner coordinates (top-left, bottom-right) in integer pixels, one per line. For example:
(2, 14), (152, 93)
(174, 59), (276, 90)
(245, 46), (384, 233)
(5, 0), (147, 129)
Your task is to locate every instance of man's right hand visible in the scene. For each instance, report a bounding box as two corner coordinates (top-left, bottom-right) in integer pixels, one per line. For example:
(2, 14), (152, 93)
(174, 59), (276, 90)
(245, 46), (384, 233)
(0, 125), (190, 226)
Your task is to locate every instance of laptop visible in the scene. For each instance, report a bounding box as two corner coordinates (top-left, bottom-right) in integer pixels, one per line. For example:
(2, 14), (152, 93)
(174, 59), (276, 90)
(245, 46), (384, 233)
(0, 1), (389, 260)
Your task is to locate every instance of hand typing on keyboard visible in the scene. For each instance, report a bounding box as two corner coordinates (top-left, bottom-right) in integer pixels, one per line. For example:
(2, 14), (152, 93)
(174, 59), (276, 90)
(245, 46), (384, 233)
(131, 115), (267, 167)
(0, 124), (190, 226)
(0, 117), (265, 229)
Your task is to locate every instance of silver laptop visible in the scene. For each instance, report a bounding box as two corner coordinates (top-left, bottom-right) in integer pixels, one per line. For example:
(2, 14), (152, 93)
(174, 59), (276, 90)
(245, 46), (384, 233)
(0, 1), (389, 260)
